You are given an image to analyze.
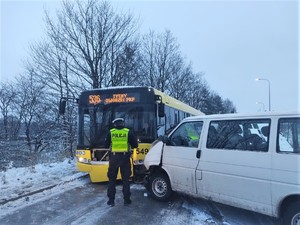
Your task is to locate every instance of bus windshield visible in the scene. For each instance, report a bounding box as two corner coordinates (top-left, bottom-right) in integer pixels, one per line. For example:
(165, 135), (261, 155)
(78, 103), (156, 148)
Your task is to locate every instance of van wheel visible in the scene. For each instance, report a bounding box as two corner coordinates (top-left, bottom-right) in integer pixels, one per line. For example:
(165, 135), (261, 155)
(282, 202), (300, 225)
(148, 173), (172, 201)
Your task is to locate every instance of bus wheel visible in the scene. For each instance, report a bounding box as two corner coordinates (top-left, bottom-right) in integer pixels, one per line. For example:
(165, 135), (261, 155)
(148, 173), (172, 201)
(282, 202), (300, 225)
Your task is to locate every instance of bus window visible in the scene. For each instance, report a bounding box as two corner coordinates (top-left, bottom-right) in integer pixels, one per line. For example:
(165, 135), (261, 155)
(157, 117), (166, 136)
(83, 114), (90, 146)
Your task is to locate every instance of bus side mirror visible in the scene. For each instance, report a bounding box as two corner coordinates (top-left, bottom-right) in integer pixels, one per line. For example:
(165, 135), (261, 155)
(59, 98), (67, 115)
(158, 102), (165, 117)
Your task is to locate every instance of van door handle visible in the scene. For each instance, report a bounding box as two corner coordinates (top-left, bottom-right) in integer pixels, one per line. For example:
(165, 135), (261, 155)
(196, 150), (201, 159)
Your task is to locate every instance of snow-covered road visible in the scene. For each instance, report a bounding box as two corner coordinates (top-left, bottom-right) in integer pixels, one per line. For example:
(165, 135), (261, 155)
(0, 160), (280, 225)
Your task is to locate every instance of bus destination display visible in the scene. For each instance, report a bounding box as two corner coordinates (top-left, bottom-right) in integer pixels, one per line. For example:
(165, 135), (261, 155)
(89, 93), (139, 105)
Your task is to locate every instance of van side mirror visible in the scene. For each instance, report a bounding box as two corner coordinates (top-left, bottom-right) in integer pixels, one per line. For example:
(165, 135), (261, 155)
(59, 98), (67, 115)
(161, 135), (168, 143)
(158, 102), (165, 117)
(162, 135), (173, 146)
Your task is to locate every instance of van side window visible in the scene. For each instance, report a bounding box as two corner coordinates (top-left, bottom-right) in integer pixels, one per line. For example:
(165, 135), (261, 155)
(207, 119), (270, 151)
(277, 118), (300, 153)
(169, 121), (203, 147)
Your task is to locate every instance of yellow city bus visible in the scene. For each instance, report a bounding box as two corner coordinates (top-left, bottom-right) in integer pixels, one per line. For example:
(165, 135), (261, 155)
(72, 86), (203, 182)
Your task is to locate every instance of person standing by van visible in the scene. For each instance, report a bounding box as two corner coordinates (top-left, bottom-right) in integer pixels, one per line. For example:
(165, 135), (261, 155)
(105, 118), (138, 207)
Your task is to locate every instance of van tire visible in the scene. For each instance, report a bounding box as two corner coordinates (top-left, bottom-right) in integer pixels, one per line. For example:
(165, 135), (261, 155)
(148, 173), (172, 201)
(282, 202), (300, 225)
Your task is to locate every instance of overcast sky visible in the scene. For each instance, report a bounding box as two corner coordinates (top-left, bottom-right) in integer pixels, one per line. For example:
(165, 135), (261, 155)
(0, 0), (299, 113)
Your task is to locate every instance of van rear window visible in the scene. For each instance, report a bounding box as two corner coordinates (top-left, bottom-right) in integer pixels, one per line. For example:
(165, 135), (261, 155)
(207, 119), (270, 151)
(277, 118), (300, 153)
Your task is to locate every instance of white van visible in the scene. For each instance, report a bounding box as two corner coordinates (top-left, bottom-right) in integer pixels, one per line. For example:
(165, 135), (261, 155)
(144, 112), (300, 224)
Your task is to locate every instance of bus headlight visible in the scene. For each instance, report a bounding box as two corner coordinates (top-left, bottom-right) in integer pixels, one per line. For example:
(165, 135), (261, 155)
(77, 157), (90, 164)
(133, 160), (144, 165)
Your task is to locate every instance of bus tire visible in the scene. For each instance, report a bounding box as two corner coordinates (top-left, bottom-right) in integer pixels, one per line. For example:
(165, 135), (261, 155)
(148, 173), (172, 201)
(282, 202), (300, 225)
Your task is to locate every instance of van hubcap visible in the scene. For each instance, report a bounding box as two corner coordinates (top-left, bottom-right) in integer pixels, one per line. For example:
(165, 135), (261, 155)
(153, 178), (167, 197)
(292, 212), (300, 225)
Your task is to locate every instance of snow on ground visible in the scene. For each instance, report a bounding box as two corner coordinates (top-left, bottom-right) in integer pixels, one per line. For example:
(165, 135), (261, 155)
(0, 160), (277, 225)
(0, 159), (87, 217)
(0, 159), (84, 201)
(0, 159), (215, 224)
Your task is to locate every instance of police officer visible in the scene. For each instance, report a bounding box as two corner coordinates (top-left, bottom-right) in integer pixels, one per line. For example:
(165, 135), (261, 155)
(105, 118), (138, 207)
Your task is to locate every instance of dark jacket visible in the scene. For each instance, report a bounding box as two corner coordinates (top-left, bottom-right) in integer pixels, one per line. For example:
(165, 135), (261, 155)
(105, 125), (138, 149)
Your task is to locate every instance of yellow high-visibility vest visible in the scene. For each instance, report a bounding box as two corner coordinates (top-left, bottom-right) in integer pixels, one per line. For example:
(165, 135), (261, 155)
(188, 129), (199, 141)
(110, 128), (129, 152)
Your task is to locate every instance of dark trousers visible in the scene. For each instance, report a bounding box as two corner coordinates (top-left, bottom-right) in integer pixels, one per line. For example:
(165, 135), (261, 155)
(107, 153), (131, 201)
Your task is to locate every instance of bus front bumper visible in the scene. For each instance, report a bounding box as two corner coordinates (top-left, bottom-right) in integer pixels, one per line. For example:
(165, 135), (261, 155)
(77, 161), (111, 183)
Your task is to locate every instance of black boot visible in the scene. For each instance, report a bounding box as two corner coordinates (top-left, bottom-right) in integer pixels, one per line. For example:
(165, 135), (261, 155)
(107, 199), (115, 207)
(124, 198), (132, 206)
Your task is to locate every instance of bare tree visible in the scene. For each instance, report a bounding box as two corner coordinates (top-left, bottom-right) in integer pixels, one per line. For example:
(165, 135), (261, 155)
(169, 63), (197, 101)
(28, 40), (78, 100)
(44, 0), (138, 89)
(223, 98), (237, 113)
(112, 42), (141, 86)
(139, 30), (156, 87)
(27, 0), (139, 159)
(13, 71), (54, 166)
(188, 77), (212, 112)
(0, 82), (18, 140)
(140, 30), (182, 92)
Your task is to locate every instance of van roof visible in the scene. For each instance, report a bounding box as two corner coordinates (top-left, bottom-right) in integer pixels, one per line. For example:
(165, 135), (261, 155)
(182, 111), (300, 122)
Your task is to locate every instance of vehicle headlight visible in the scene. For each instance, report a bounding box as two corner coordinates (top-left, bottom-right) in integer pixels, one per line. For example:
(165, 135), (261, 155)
(77, 157), (90, 163)
(133, 160), (144, 165)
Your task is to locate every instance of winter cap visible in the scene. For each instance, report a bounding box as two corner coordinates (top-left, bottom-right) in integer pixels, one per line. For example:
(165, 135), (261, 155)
(112, 118), (124, 124)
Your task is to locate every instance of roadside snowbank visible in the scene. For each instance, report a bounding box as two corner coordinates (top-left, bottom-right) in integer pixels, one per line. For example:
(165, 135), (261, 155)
(0, 159), (85, 202)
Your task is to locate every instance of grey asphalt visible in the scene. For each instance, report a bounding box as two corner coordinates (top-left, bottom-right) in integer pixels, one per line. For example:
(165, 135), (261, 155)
(0, 179), (280, 225)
